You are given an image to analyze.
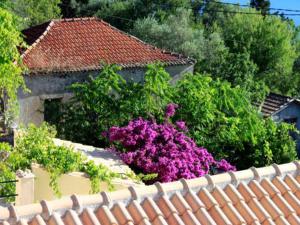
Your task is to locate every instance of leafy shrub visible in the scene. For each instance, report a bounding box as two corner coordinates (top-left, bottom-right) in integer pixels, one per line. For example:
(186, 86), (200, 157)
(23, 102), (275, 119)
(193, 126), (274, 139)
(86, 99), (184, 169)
(174, 74), (297, 169)
(1, 123), (118, 200)
(57, 64), (173, 146)
(57, 64), (297, 171)
(106, 104), (235, 183)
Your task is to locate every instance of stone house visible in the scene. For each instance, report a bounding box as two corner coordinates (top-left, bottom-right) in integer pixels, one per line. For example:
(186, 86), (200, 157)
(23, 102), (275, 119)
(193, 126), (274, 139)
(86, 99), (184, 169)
(258, 92), (300, 157)
(18, 17), (194, 126)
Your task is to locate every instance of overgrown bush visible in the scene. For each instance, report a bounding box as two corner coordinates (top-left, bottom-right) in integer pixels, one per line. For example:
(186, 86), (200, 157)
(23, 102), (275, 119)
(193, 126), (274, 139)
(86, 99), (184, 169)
(56, 64), (297, 170)
(58, 64), (173, 146)
(106, 104), (235, 183)
(174, 74), (297, 168)
(0, 123), (118, 200)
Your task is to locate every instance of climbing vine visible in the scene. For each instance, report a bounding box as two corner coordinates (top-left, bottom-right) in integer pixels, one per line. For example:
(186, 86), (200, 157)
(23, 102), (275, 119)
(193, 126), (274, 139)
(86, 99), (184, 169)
(0, 123), (119, 200)
(0, 142), (16, 202)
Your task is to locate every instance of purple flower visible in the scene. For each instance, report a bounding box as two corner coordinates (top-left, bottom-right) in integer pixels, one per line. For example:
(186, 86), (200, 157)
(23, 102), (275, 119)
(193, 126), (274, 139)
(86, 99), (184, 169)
(165, 103), (178, 118)
(216, 159), (236, 171)
(176, 121), (187, 131)
(104, 107), (235, 183)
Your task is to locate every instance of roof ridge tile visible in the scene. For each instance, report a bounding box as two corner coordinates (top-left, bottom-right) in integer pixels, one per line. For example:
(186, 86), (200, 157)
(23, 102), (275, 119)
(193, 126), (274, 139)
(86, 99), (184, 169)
(204, 174), (215, 190)
(40, 200), (51, 220)
(100, 191), (111, 207)
(128, 186), (139, 201)
(70, 195), (81, 212)
(272, 163), (283, 177)
(7, 206), (17, 224)
(293, 161), (300, 175)
(250, 167), (261, 181)
(155, 182), (166, 196)
(228, 171), (238, 186)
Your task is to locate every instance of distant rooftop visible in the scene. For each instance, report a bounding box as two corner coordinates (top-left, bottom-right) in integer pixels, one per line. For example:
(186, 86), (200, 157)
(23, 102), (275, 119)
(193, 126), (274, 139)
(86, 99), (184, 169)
(257, 92), (299, 117)
(1, 162), (299, 224)
(21, 17), (193, 74)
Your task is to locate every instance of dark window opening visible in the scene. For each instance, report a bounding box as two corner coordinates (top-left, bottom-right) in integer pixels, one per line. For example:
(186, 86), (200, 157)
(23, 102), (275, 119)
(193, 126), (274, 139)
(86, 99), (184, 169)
(44, 98), (62, 125)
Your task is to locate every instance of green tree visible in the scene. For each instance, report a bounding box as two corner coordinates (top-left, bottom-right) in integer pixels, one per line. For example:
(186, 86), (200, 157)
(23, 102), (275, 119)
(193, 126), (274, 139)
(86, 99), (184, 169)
(59, 0), (85, 18)
(12, 0), (61, 27)
(131, 8), (267, 101)
(291, 28), (300, 97)
(220, 9), (297, 94)
(0, 8), (25, 127)
(132, 9), (228, 75)
(60, 0), (194, 30)
(250, 0), (270, 15)
(174, 73), (296, 169)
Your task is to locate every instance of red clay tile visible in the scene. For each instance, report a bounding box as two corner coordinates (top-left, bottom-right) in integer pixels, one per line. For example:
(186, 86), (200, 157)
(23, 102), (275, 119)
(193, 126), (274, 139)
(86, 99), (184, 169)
(21, 18), (193, 73)
(126, 200), (149, 224)
(111, 203), (133, 225)
(79, 209), (100, 225)
(1, 162), (300, 225)
(95, 205), (118, 225)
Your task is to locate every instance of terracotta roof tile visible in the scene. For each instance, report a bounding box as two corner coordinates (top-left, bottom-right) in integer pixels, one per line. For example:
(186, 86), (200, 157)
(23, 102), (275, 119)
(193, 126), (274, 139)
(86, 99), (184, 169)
(1, 162), (300, 224)
(21, 17), (194, 74)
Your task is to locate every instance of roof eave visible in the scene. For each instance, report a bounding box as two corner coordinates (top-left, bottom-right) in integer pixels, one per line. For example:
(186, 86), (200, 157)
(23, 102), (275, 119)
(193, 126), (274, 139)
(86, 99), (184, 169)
(24, 60), (195, 76)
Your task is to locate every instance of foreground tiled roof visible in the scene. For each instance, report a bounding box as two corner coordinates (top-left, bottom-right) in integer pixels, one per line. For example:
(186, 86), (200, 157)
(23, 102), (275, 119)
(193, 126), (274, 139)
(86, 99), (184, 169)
(1, 162), (300, 225)
(21, 17), (193, 74)
(257, 92), (296, 117)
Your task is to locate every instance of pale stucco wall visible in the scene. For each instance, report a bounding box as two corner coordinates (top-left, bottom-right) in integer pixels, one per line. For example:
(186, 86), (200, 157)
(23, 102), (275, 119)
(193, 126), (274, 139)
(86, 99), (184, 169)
(15, 170), (35, 206)
(13, 138), (144, 205)
(13, 165), (142, 205)
(17, 64), (194, 126)
(31, 164), (141, 203)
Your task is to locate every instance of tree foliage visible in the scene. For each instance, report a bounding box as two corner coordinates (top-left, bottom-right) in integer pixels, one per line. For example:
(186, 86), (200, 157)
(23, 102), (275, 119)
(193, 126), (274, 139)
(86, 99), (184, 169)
(220, 10), (297, 94)
(0, 8), (25, 100)
(59, 0), (203, 30)
(131, 8), (269, 101)
(11, 0), (61, 27)
(132, 9), (228, 74)
(0, 8), (26, 127)
(174, 73), (296, 169)
(250, 0), (270, 15)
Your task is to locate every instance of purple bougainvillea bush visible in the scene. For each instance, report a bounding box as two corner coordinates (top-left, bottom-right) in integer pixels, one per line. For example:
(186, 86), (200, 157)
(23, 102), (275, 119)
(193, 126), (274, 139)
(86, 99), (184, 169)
(105, 104), (235, 183)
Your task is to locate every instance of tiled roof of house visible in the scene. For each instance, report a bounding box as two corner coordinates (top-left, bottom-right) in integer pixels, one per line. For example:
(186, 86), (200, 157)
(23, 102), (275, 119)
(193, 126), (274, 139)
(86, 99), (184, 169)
(21, 17), (194, 74)
(257, 92), (296, 117)
(1, 162), (300, 225)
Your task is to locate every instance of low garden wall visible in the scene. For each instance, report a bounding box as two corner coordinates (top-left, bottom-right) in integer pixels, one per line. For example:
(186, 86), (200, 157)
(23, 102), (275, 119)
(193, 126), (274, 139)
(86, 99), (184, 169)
(52, 138), (131, 175)
(14, 139), (143, 205)
(31, 164), (141, 203)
